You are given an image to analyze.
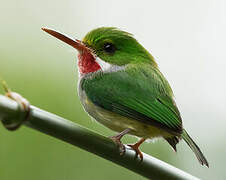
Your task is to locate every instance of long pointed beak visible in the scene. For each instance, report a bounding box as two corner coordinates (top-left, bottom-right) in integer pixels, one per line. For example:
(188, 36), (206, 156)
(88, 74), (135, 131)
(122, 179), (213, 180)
(41, 28), (87, 52)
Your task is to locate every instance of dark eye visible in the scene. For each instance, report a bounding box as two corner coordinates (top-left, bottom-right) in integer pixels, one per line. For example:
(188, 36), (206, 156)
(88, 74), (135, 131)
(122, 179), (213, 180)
(103, 43), (116, 54)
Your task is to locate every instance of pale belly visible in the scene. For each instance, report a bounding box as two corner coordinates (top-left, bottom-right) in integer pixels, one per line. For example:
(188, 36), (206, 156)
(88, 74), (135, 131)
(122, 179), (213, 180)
(79, 87), (173, 139)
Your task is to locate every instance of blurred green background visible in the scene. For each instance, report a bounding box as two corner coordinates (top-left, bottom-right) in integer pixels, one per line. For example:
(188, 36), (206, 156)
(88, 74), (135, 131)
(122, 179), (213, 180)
(0, 0), (225, 179)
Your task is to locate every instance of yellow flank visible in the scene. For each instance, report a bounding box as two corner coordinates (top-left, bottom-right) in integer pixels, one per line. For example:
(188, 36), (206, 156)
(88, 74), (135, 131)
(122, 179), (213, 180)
(80, 90), (173, 139)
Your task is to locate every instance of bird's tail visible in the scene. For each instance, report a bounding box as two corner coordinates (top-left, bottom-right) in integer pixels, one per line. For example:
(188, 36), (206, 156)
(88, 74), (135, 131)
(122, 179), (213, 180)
(181, 129), (209, 167)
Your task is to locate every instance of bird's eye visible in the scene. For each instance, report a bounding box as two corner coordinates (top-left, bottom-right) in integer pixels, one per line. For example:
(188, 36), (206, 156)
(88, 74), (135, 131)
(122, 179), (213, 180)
(103, 43), (116, 54)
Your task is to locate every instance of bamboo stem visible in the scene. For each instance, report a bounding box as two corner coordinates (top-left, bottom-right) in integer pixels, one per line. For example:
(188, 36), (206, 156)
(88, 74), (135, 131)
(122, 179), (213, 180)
(0, 95), (199, 180)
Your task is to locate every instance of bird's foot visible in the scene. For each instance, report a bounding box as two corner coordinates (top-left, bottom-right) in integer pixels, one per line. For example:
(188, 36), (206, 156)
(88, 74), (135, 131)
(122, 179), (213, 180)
(127, 138), (146, 161)
(110, 136), (126, 155)
(1, 81), (30, 130)
(109, 128), (131, 155)
(128, 144), (143, 161)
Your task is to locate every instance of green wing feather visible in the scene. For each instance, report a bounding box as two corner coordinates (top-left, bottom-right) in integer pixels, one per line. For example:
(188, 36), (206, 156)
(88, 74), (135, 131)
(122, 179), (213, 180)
(81, 63), (182, 134)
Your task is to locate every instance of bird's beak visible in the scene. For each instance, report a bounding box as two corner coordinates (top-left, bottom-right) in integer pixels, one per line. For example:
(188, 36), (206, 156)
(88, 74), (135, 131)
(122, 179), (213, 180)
(41, 28), (88, 52)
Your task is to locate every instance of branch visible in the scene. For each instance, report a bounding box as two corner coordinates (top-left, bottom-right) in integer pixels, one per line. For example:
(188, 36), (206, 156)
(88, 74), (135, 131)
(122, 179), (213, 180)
(0, 95), (199, 180)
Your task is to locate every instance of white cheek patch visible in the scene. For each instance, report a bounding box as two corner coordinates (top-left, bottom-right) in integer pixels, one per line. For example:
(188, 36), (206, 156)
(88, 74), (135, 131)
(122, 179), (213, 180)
(95, 57), (125, 72)
(95, 57), (112, 71)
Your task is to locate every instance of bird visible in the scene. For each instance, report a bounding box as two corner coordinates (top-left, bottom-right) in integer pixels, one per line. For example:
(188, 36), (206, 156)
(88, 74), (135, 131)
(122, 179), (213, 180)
(42, 27), (209, 167)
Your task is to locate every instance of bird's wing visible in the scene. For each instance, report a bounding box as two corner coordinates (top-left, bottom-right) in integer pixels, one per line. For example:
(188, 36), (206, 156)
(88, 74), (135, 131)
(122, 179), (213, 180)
(81, 63), (182, 134)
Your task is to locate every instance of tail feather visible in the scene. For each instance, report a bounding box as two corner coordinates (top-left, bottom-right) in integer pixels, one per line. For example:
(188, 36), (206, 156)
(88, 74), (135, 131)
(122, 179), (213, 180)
(182, 129), (209, 167)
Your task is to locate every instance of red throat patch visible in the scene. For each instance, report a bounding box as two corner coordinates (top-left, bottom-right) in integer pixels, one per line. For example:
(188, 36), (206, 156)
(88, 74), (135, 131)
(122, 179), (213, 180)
(78, 51), (101, 74)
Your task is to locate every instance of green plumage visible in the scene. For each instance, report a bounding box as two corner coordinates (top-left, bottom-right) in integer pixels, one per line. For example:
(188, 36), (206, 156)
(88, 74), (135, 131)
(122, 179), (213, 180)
(83, 27), (157, 66)
(43, 26), (209, 167)
(81, 63), (182, 134)
(80, 27), (208, 167)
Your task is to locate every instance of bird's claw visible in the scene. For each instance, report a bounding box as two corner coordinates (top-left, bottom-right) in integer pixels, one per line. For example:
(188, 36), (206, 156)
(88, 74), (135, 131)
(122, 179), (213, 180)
(128, 144), (144, 161)
(109, 136), (126, 155)
(110, 136), (144, 161)
(109, 129), (131, 156)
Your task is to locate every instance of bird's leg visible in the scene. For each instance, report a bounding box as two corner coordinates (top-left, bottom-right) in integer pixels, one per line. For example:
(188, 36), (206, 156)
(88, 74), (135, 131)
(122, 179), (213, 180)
(109, 128), (131, 155)
(1, 81), (30, 130)
(128, 138), (146, 161)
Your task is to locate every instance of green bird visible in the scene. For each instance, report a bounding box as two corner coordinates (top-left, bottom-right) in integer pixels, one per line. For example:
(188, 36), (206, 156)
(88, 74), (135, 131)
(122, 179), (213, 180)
(42, 27), (208, 167)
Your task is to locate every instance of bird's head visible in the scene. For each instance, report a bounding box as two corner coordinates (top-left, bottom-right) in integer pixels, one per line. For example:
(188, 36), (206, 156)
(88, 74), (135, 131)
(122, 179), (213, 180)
(42, 27), (156, 75)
